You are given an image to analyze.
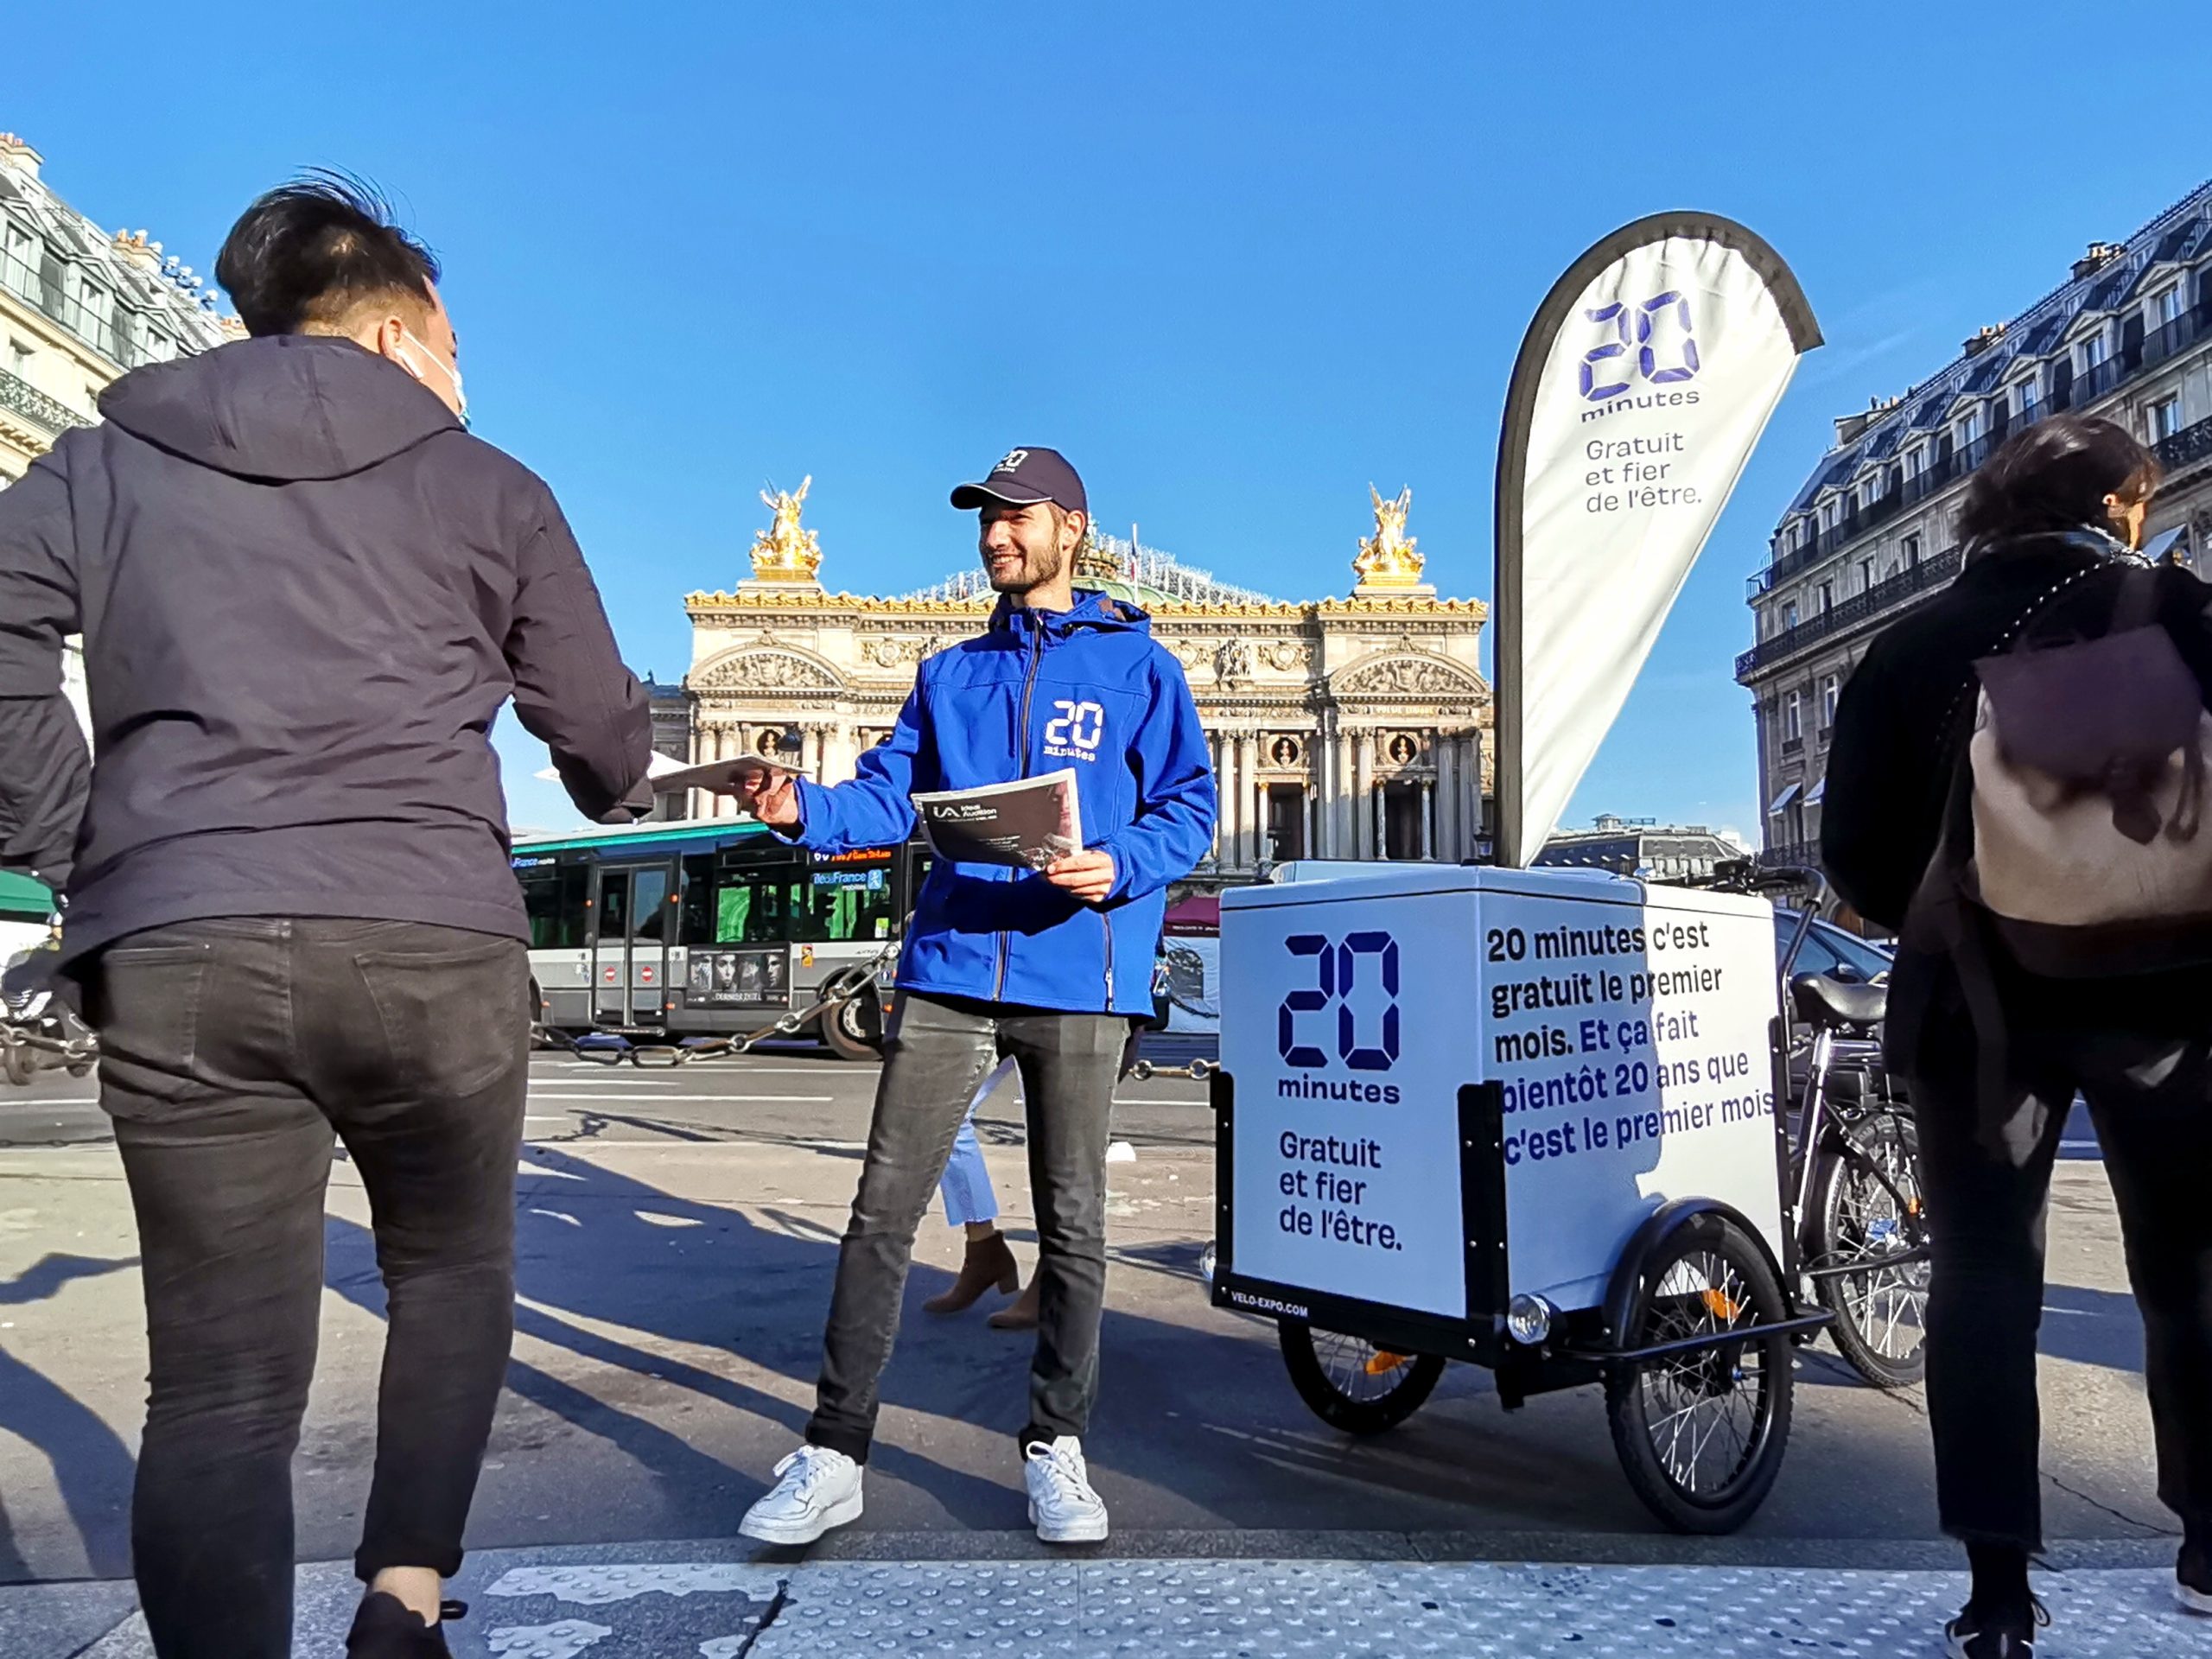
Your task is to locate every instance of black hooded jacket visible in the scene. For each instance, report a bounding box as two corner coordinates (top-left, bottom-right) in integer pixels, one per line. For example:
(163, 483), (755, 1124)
(0, 333), (650, 963)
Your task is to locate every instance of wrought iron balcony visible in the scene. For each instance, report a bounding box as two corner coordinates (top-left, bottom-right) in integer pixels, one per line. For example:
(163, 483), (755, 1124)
(1738, 547), (1964, 681)
(2140, 303), (2210, 370)
(2155, 412), (2212, 476)
(1757, 839), (1821, 871)
(0, 365), (88, 435)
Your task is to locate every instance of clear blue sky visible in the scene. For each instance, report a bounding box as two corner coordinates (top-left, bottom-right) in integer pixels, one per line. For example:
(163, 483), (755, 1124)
(10, 3), (2207, 838)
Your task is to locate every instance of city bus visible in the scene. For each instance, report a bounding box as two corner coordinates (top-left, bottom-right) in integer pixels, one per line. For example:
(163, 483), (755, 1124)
(513, 818), (924, 1059)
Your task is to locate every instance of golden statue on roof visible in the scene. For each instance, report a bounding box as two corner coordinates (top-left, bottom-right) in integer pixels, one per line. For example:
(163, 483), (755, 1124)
(1352, 484), (1427, 593)
(750, 476), (823, 582)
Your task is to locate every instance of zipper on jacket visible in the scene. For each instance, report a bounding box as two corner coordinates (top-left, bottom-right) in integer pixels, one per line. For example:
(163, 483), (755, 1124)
(1102, 906), (1115, 1007)
(995, 618), (1049, 1003)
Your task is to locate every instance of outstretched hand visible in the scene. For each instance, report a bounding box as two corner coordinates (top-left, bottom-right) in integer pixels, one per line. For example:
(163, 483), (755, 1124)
(717, 769), (799, 827)
(1043, 849), (1116, 904)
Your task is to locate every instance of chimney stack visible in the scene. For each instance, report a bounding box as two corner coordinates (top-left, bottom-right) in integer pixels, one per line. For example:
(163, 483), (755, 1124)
(2072, 241), (2125, 280)
(1963, 322), (2007, 357)
(0, 133), (42, 179)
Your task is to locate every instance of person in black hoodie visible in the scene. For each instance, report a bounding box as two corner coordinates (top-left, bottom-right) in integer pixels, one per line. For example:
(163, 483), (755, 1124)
(0, 177), (652, 1659)
(1824, 414), (2212, 1655)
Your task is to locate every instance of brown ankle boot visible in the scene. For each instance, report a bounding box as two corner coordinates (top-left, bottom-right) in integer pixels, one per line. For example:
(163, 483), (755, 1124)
(925, 1230), (1020, 1314)
(988, 1275), (1041, 1331)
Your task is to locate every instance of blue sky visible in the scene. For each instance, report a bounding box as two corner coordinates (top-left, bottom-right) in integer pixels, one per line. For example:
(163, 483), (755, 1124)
(10, 3), (2207, 838)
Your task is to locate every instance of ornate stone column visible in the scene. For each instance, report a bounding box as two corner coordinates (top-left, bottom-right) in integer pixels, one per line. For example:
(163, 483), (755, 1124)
(1420, 777), (1434, 861)
(1334, 728), (1354, 856)
(1236, 731), (1260, 868)
(1217, 730), (1239, 868)
(1355, 729), (1376, 859)
(1436, 736), (1458, 857)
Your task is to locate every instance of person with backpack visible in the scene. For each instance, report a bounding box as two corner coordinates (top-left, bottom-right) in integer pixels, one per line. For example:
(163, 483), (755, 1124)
(0, 177), (652, 1659)
(1824, 414), (2212, 1655)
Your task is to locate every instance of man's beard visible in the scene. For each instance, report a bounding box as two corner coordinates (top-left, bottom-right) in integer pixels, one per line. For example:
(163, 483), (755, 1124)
(986, 543), (1064, 595)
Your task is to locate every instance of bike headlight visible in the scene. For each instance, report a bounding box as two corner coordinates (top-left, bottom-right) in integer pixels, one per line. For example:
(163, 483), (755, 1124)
(1505, 1294), (1555, 1347)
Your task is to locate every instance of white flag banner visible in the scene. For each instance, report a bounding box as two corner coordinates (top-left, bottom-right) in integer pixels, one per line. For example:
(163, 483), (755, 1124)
(1494, 213), (1820, 869)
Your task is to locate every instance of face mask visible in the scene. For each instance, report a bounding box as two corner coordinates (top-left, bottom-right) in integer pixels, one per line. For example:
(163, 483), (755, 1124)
(397, 327), (468, 426)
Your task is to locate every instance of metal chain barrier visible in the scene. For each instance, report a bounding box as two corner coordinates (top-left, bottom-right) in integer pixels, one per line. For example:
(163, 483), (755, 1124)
(532, 939), (899, 1069)
(1125, 1056), (1218, 1083)
(0, 1024), (99, 1067)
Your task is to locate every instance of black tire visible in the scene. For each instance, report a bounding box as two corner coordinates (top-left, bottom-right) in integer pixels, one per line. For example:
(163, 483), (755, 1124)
(820, 993), (881, 1062)
(1605, 1211), (1795, 1534)
(3, 1040), (35, 1086)
(1809, 1110), (1929, 1389)
(1277, 1319), (1446, 1435)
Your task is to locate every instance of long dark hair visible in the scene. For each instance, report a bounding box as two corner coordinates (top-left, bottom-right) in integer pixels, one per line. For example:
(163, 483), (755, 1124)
(1956, 414), (2161, 550)
(214, 171), (440, 338)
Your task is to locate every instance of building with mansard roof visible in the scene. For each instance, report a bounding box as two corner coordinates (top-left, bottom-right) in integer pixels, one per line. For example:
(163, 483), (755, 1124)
(1740, 179), (2212, 869)
(0, 132), (237, 731)
(0, 133), (234, 486)
(674, 484), (1494, 874)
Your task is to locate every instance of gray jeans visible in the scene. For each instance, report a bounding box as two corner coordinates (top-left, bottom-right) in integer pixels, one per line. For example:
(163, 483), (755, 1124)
(806, 990), (1128, 1460)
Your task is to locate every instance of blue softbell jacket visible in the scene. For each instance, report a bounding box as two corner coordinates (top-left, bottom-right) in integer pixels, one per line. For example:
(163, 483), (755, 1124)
(785, 590), (1216, 1016)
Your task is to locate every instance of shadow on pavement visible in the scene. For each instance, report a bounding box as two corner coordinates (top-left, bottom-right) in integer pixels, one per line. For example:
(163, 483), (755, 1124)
(0, 1254), (140, 1581)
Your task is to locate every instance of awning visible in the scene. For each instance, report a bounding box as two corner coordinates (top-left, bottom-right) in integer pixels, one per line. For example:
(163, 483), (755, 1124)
(1804, 777), (1827, 806)
(1768, 782), (1802, 816)
(0, 870), (54, 920)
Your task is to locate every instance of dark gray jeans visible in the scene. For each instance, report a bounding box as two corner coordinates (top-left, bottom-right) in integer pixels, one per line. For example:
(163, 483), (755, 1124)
(91, 918), (530, 1659)
(807, 990), (1128, 1461)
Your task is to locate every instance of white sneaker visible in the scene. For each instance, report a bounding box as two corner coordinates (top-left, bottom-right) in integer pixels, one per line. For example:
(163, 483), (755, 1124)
(739, 1445), (863, 1546)
(1024, 1436), (1108, 1544)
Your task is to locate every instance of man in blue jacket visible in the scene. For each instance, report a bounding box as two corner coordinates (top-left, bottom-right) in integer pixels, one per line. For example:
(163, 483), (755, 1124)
(736, 447), (1215, 1546)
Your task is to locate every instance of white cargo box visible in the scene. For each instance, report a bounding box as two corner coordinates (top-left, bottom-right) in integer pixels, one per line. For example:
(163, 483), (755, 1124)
(1218, 864), (1783, 1323)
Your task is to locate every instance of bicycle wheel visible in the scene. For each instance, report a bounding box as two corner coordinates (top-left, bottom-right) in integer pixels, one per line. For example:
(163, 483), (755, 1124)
(1810, 1109), (1929, 1389)
(1278, 1320), (1446, 1435)
(1605, 1211), (1794, 1534)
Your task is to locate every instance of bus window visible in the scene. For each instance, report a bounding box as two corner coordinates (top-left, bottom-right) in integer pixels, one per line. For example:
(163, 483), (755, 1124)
(518, 860), (590, 950)
(714, 870), (803, 944)
(678, 855), (715, 944)
(632, 868), (671, 942)
(810, 867), (898, 941)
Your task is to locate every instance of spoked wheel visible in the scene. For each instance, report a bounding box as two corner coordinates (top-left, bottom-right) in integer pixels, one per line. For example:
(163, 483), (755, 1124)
(1605, 1212), (1794, 1534)
(1278, 1320), (1446, 1435)
(1810, 1109), (1929, 1389)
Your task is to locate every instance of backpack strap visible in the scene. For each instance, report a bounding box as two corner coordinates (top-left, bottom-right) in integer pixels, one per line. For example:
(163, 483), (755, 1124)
(2112, 563), (2163, 635)
(1935, 560), (2105, 751)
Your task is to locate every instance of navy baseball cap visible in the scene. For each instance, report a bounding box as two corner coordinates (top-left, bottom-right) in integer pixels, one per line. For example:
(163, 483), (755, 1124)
(950, 447), (1086, 516)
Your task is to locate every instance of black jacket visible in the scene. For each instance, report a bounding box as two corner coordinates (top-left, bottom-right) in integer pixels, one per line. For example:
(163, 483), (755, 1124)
(1823, 531), (2212, 1141)
(0, 334), (650, 963)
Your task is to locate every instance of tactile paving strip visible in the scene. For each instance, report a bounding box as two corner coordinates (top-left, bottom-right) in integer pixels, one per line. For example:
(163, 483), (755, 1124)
(745, 1560), (2204, 1658)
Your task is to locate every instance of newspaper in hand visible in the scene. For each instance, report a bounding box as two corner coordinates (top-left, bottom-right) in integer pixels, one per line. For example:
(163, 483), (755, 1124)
(911, 768), (1084, 870)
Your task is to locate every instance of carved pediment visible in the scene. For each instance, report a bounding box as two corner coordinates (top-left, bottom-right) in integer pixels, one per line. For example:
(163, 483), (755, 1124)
(1332, 652), (1485, 698)
(689, 648), (843, 693)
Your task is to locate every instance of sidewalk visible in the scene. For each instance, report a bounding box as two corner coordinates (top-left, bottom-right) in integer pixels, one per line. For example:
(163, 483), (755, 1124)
(10, 1539), (2204, 1658)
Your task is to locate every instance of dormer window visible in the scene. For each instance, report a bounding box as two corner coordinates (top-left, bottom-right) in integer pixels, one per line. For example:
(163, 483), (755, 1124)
(2081, 332), (2109, 372)
(1959, 406), (1984, 446)
(2155, 286), (2184, 327)
(2015, 374), (2040, 419)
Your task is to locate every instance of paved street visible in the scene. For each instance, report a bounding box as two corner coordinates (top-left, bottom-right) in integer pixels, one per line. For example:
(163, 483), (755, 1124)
(0, 1045), (2187, 1655)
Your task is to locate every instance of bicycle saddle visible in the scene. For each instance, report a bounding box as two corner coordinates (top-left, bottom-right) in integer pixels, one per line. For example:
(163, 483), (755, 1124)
(1790, 973), (1888, 1032)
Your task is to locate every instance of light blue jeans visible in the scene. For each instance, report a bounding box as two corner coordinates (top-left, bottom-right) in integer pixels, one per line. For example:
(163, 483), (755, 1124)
(939, 1054), (1017, 1227)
